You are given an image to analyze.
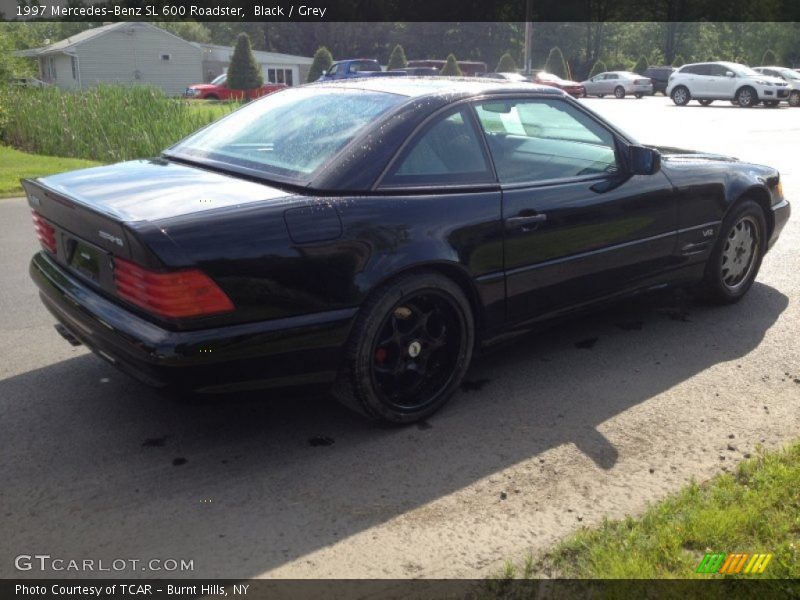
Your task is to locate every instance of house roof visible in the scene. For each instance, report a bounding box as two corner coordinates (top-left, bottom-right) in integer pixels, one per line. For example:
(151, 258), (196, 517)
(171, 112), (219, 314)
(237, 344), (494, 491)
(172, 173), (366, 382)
(15, 22), (199, 57)
(193, 43), (313, 65)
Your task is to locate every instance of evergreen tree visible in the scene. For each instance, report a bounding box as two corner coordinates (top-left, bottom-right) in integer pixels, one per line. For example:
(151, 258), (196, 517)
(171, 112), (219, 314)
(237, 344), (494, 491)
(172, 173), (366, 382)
(671, 54), (685, 68)
(307, 46), (333, 82)
(440, 54), (462, 76)
(588, 60), (607, 78)
(387, 44), (408, 70)
(227, 33), (263, 98)
(496, 52), (517, 73)
(761, 49), (778, 65)
(544, 47), (568, 78)
(633, 55), (649, 74)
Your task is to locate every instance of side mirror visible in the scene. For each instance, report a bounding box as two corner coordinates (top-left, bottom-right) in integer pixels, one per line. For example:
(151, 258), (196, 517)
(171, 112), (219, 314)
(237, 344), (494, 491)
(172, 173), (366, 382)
(726, 71), (735, 78)
(628, 145), (661, 176)
(320, 70), (327, 76)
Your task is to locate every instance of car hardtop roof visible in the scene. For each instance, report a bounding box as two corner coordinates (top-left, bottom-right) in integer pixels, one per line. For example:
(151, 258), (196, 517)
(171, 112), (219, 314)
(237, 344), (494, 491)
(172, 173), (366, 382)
(308, 76), (564, 98)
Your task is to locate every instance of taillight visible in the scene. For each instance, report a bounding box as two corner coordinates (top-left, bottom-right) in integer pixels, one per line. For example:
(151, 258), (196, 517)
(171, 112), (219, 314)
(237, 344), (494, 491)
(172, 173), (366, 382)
(114, 257), (234, 319)
(31, 211), (57, 254)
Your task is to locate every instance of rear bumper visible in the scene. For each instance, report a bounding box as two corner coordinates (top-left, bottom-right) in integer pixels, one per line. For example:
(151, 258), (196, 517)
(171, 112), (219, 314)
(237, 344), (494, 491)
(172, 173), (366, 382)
(30, 252), (357, 392)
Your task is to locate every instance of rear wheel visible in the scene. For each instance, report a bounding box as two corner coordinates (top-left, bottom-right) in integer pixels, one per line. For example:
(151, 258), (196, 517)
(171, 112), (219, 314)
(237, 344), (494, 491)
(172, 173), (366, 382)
(333, 271), (474, 424)
(764, 100), (780, 108)
(671, 86), (690, 106)
(736, 86), (757, 107)
(597, 94), (605, 98)
(789, 90), (800, 107)
(699, 200), (766, 304)
(614, 86), (625, 99)
(634, 93), (643, 99)
(698, 99), (714, 106)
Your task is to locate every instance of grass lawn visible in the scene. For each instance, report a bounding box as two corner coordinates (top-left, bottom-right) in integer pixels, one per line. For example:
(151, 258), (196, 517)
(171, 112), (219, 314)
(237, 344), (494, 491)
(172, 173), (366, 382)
(500, 442), (800, 580)
(0, 146), (102, 198)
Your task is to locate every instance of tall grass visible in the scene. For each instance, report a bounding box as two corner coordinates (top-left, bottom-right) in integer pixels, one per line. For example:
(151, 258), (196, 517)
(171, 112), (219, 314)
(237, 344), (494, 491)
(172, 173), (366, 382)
(1, 85), (238, 163)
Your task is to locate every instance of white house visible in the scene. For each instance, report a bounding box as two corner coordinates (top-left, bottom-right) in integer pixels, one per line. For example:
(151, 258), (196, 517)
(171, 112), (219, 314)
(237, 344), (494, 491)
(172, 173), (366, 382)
(18, 22), (204, 96)
(195, 43), (313, 86)
(17, 22), (314, 95)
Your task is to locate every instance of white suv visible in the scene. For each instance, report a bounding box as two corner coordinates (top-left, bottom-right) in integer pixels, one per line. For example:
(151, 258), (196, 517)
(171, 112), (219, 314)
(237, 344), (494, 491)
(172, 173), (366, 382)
(666, 61), (789, 107)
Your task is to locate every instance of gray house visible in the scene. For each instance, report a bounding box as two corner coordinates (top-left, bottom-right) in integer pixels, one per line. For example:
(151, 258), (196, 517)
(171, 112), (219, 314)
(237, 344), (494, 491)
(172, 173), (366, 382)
(19, 22), (204, 96)
(18, 23), (314, 95)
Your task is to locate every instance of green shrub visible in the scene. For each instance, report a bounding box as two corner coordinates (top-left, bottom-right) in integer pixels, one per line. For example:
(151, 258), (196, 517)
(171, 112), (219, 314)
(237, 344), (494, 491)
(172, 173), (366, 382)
(633, 55), (649, 74)
(227, 33), (263, 97)
(387, 44), (408, 70)
(440, 54), (462, 76)
(671, 54), (685, 67)
(1, 85), (235, 163)
(761, 49), (778, 65)
(496, 52), (517, 73)
(588, 60), (607, 78)
(544, 47), (568, 78)
(308, 46), (333, 82)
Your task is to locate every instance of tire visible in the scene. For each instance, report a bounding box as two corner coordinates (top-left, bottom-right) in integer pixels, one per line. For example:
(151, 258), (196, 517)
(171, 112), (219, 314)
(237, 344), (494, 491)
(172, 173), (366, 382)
(735, 86), (757, 108)
(764, 100), (779, 108)
(614, 86), (625, 99)
(789, 90), (800, 107)
(332, 271), (475, 424)
(204, 94), (219, 101)
(730, 99), (739, 105)
(597, 94), (605, 98)
(698, 99), (714, 106)
(671, 86), (690, 106)
(699, 200), (766, 304)
(635, 93), (643, 99)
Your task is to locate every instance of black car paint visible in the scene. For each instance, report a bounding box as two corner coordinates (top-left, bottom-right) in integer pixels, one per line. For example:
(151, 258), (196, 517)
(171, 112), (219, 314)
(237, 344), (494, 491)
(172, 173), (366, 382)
(26, 80), (790, 393)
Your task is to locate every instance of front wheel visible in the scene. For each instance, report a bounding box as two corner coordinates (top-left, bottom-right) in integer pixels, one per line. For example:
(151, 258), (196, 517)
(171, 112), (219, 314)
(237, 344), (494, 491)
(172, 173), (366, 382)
(699, 200), (766, 304)
(736, 86), (757, 107)
(671, 86), (690, 106)
(333, 271), (474, 424)
(789, 90), (800, 107)
(698, 99), (713, 106)
(614, 86), (625, 99)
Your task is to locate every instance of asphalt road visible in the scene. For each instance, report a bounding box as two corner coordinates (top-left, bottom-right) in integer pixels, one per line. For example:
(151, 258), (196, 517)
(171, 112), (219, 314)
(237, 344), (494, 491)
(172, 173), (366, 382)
(1, 95), (799, 580)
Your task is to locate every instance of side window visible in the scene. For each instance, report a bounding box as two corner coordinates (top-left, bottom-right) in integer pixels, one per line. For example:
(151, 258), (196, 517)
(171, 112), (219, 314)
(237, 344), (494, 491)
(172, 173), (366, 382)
(328, 64), (339, 75)
(474, 98), (618, 184)
(708, 64), (728, 77)
(381, 108), (493, 186)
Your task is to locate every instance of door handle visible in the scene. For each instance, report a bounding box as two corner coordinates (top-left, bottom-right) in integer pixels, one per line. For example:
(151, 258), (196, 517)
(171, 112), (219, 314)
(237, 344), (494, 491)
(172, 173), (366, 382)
(506, 212), (547, 230)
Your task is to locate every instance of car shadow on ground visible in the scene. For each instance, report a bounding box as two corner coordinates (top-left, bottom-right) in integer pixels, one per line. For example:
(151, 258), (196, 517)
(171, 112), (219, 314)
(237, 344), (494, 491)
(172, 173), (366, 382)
(0, 283), (788, 578)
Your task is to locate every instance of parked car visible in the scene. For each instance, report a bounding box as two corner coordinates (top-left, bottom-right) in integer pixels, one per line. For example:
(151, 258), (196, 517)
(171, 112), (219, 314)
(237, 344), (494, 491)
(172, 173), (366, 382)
(531, 71), (586, 97)
(184, 74), (286, 100)
(581, 71), (653, 98)
(26, 79), (789, 424)
(391, 67), (440, 76)
(642, 66), (676, 95)
(482, 72), (531, 83)
(317, 59), (383, 80)
(753, 66), (800, 106)
(667, 62), (789, 107)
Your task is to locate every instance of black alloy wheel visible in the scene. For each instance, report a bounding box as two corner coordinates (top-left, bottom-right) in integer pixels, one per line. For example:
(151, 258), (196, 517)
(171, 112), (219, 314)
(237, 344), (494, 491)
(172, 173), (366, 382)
(333, 272), (474, 423)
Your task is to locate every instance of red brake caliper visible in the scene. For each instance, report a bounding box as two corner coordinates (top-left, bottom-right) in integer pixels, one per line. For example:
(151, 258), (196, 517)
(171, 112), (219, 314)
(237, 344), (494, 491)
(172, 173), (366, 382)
(375, 348), (387, 364)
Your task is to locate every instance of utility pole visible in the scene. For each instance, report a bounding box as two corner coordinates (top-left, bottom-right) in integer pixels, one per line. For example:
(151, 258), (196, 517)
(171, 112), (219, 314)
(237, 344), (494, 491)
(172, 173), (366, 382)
(523, 0), (533, 75)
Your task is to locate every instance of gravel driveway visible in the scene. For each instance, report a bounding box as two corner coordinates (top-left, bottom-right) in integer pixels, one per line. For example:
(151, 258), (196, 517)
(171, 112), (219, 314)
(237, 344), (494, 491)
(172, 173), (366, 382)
(1, 96), (798, 579)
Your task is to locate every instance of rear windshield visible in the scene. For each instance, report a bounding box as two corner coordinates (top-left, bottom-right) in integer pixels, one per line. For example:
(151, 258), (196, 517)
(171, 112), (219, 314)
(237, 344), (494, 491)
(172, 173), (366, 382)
(167, 87), (404, 182)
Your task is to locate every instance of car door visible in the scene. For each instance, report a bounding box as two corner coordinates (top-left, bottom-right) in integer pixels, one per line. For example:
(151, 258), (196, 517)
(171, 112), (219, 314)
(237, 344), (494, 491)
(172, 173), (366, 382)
(472, 96), (679, 324)
(601, 73), (618, 94)
(704, 63), (734, 98)
(686, 64), (713, 97)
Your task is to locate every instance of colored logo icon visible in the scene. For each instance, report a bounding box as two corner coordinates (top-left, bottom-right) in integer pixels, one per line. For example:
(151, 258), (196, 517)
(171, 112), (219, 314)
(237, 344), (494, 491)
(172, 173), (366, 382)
(696, 553), (772, 574)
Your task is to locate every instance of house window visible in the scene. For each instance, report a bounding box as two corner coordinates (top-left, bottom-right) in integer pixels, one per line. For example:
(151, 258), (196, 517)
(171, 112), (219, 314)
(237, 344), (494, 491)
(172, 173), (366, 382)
(71, 56), (78, 80)
(267, 67), (294, 86)
(160, 54), (171, 62)
(46, 56), (57, 80)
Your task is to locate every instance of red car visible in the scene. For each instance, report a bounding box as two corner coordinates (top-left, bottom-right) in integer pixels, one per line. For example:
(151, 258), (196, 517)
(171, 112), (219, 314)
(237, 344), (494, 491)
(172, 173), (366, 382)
(184, 74), (286, 100)
(532, 72), (585, 97)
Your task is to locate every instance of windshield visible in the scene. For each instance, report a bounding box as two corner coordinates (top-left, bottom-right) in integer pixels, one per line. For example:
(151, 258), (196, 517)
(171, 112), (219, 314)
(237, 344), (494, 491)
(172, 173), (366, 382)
(729, 64), (761, 77)
(776, 68), (800, 80)
(211, 74), (226, 85)
(350, 60), (381, 72)
(167, 87), (405, 181)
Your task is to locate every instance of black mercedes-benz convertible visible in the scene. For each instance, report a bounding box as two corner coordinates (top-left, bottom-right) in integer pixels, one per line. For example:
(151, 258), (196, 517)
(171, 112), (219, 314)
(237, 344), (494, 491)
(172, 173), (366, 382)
(26, 78), (789, 423)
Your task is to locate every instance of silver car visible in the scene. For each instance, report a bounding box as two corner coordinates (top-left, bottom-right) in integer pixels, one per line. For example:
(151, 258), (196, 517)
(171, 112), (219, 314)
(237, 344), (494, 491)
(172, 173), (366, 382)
(581, 71), (653, 99)
(753, 66), (800, 106)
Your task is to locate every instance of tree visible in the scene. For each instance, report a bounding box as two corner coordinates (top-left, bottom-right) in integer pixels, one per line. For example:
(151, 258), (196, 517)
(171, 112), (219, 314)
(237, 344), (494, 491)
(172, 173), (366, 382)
(307, 46), (333, 82)
(440, 53), (462, 76)
(761, 48), (778, 65)
(633, 55), (649, 74)
(496, 52), (517, 73)
(387, 44), (407, 70)
(671, 54), (685, 68)
(227, 33), (263, 98)
(544, 47), (568, 78)
(588, 60), (607, 78)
